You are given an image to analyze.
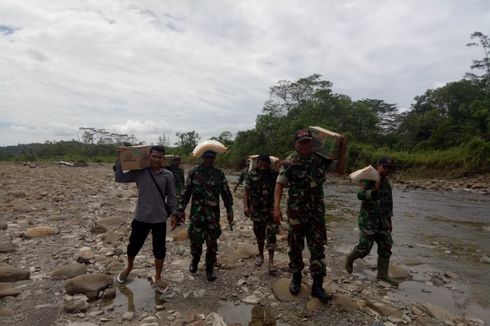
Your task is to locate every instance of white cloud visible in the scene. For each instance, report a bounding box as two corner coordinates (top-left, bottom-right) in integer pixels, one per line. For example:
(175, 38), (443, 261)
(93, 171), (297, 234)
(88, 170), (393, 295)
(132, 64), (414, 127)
(0, 0), (489, 146)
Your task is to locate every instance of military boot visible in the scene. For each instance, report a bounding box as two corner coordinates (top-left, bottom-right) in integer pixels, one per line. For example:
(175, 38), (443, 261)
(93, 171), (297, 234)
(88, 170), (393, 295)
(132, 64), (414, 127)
(289, 272), (302, 295)
(376, 256), (399, 286)
(206, 264), (217, 282)
(189, 256), (200, 274)
(345, 250), (360, 274)
(311, 275), (333, 303)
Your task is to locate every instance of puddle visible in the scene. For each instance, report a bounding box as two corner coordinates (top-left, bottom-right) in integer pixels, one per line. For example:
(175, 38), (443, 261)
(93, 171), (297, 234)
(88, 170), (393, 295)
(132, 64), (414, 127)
(103, 277), (165, 314)
(218, 301), (289, 326)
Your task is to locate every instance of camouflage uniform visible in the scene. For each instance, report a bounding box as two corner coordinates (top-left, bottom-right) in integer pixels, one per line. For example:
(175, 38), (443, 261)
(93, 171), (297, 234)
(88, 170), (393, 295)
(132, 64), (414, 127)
(277, 152), (334, 277)
(352, 179), (393, 259)
(179, 164), (233, 267)
(165, 165), (185, 198)
(244, 168), (278, 250)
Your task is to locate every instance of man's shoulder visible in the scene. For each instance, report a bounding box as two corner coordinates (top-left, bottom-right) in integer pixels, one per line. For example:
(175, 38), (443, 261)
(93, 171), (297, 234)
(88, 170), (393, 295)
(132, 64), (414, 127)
(285, 152), (298, 162)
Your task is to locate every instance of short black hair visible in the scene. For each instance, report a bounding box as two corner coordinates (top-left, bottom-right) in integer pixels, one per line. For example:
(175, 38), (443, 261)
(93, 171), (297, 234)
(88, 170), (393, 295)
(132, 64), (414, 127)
(257, 154), (271, 163)
(150, 146), (165, 155)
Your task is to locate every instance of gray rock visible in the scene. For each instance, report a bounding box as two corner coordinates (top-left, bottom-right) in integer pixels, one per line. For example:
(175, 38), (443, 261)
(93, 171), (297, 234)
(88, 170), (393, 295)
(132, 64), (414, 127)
(0, 264), (30, 282)
(64, 294), (90, 313)
(78, 247), (95, 263)
(419, 303), (457, 322)
(0, 222), (7, 230)
(479, 256), (490, 264)
(0, 241), (18, 253)
(122, 311), (134, 321)
(51, 263), (87, 280)
(64, 274), (113, 300)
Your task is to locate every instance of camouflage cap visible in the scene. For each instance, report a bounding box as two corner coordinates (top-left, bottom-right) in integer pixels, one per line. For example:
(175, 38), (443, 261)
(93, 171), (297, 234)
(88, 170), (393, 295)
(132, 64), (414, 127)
(294, 129), (313, 142)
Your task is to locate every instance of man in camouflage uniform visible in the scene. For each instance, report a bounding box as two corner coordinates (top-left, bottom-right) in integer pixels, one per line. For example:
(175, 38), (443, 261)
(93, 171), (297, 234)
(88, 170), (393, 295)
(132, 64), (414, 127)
(243, 154), (278, 273)
(179, 150), (234, 281)
(274, 129), (339, 302)
(233, 159), (250, 193)
(345, 157), (398, 286)
(165, 155), (185, 224)
(165, 155), (185, 197)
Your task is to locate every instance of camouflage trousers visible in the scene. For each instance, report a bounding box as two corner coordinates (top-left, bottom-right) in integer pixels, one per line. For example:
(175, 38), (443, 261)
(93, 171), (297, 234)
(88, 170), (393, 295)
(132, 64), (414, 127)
(287, 207), (327, 276)
(252, 213), (278, 251)
(353, 215), (392, 258)
(188, 214), (222, 267)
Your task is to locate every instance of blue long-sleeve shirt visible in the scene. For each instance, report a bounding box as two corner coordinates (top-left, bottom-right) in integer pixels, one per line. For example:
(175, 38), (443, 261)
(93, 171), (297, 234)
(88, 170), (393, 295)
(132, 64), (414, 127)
(114, 162), (177, 223)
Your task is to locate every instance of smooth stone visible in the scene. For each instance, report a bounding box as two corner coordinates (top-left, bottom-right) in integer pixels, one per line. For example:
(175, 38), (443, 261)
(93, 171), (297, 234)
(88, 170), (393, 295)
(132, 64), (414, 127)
(78, 247), (95, 263)
(419, 303), (457, 322)
(271, 278), (309, 302)
(23, 226), (57, 238)
(64, 274), (113, 300)
(388, 263), (411, 280)
(0, 241), (18, 253)
(0, 264), (30, 282)
(51, 263), (88, 280)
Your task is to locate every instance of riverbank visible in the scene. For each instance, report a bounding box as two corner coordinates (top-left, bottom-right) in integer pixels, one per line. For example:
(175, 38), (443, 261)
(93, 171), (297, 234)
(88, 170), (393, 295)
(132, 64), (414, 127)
(0, 163), (487, 325)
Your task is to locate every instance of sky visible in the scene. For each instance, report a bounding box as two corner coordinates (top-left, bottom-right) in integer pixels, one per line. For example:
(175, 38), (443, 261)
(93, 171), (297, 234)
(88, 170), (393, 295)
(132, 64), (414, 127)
(0, 0), (489, 146)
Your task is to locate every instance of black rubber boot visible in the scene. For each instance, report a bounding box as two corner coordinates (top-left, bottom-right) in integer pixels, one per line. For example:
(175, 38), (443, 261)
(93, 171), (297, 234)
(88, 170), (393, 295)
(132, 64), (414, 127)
(189, 256), (199, 274)
(311, 275), (333, 303)
(206, 265), (217, 282)
(345, 250), (360, 274)
(289, 272), (302, 295)
(376, 256), (399, 286)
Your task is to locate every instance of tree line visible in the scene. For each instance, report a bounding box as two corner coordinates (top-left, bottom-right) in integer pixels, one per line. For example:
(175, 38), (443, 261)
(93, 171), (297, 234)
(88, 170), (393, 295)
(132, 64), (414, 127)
(1, 32), (489, 175)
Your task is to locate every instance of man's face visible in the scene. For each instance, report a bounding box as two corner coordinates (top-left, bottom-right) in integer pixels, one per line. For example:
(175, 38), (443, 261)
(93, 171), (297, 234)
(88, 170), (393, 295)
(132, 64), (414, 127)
(171, 158), (181, 168)
(377, 164), (392, 176)
(294, 139), (313, 156)
(150, 150), (165, 169)
(256, 160), (271, 171)
(202, 156), (215, 167)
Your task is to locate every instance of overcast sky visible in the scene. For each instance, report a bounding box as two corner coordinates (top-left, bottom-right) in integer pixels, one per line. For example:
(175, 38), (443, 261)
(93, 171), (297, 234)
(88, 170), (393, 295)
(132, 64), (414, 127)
(0, 0), (489, 146)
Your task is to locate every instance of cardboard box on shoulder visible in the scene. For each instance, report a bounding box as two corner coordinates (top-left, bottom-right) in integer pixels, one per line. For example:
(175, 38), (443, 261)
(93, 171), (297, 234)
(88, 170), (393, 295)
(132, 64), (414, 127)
(308, 126), (347, 174)
(118, 145), (150, 171)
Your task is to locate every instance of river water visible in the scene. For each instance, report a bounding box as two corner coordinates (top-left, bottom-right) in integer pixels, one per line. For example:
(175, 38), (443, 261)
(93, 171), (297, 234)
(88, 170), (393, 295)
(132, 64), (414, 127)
(323, 182), (490, 323)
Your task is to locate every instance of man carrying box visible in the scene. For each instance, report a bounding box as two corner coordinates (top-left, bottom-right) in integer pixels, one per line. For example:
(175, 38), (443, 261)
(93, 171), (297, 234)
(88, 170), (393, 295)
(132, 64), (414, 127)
(114, 145), (179, 293)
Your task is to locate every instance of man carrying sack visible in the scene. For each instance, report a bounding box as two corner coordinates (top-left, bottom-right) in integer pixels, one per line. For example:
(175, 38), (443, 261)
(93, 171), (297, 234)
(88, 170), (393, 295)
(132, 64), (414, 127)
(179, 150), (234, 282)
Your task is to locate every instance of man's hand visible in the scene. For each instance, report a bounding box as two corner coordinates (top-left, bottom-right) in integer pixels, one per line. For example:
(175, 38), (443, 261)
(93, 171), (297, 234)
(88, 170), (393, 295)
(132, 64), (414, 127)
(273, 207), (282, 225)
(227, 211), (234, 224)
(244, 206), (251, 218)
(178, 211), (185, 223)
(170, 215), (178, 230)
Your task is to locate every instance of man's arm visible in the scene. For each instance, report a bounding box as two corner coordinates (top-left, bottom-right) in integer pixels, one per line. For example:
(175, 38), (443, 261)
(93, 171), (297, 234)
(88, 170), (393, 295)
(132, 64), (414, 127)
(178, 169), (193, 212)
(220, 173), (234, 226)
(273, 182), (284, 225)
(113, 161), (137, 183)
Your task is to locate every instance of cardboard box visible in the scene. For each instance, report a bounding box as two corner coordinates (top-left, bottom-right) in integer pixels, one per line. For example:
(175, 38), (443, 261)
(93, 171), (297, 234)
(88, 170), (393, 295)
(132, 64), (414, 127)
(118, 145), (150, 170)
(308, 126), (347, 174)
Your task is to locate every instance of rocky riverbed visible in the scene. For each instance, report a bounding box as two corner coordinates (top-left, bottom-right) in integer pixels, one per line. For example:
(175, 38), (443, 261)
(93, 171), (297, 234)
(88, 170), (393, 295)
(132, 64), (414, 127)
(0, 162), (487, 326)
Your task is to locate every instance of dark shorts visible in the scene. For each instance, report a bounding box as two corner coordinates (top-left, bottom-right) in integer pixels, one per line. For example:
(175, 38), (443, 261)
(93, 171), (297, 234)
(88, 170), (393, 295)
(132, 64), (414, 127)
(127, 219), (166, 260)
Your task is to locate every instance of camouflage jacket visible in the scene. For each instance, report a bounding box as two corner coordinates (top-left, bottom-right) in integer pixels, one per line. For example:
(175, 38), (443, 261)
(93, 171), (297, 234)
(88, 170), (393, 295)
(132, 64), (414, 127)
(277, 152), (334, 209)
(357, 180), (381, 220)
(377, 176), (393, 219)
(244, 168), (277, 219)
(179, 164), (233, 218)
(357, 177), (393, 230)
(165, 165), (185, 195)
